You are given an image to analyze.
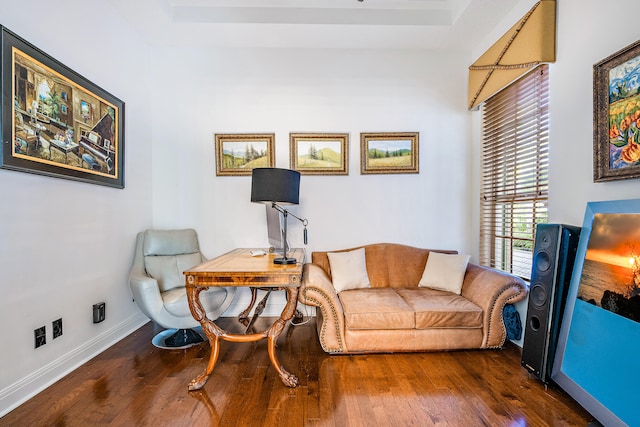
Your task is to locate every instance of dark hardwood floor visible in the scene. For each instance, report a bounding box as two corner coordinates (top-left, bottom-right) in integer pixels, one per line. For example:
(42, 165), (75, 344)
(1, 316), (593, 426)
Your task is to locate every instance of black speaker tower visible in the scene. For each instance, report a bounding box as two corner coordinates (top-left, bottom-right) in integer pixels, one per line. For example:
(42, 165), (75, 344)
(521, 223), (581, 383)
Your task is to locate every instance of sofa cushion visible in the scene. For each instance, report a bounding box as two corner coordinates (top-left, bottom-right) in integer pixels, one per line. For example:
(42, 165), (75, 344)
(340, 288), (415, 330)
(312, 244), (458, 289)
(418, 252), (470, 295)
(396, 288), (483, 329)
(327, 248), (370, 293)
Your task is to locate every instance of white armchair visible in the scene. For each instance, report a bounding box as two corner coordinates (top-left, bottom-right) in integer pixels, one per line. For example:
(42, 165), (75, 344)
(129, 229), (236, 348)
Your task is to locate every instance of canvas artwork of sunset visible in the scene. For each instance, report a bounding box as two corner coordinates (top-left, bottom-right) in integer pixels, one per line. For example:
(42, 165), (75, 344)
(577, 213), (640, 323)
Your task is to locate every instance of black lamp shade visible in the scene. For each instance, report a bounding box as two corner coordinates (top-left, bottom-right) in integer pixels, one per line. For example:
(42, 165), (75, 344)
(251, 168), (300, 205)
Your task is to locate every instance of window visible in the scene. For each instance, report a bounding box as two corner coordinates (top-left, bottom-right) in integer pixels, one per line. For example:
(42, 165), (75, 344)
(480, 65), (549, 281)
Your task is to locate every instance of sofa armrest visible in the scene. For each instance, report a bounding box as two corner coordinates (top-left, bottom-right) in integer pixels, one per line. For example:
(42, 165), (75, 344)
(299, 263), (347, 353)
(461, 263), (528, 348)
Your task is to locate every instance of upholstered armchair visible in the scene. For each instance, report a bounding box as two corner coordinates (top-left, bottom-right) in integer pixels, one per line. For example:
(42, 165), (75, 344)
(129, 229), (236, 348)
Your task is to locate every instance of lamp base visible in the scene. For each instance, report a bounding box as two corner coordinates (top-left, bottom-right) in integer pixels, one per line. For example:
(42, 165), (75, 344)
(274, 256), (297, 265)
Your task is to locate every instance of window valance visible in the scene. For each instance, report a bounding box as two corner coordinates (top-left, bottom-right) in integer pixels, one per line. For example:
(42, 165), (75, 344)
(468, 0), (556, 110)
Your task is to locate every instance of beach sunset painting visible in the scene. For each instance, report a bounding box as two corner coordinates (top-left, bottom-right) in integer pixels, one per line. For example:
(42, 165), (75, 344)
(577, 213), (640, 323)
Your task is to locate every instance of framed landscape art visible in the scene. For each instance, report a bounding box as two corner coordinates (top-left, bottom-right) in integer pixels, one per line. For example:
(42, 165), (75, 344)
(360, 132), (419, 175)
(1, 26), (125, 188)
(552, 199), (640, 426)
(214, 133), (275, 176)
(289, 132), (348, 175)
(594, 39), (640, 182)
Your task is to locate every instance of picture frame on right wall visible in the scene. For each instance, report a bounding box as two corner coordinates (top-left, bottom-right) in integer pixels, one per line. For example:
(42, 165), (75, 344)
(551, 199), (640, 426)
(594, 39), (640, 182)
(360, 132), (419, 175)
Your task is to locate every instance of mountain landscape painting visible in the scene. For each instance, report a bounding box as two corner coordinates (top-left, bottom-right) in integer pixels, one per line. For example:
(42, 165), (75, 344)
(215, 133), (274, 176)
(290, 133), (348, 175)
(360, 132), (419, 174)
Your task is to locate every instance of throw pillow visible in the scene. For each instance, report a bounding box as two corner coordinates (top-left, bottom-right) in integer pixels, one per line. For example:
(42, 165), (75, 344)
(418, 252), (470, 295)
(327, 248), (371, 293)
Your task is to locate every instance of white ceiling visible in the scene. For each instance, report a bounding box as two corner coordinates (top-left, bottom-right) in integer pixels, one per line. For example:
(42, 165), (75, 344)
(107, 0), (518, 50)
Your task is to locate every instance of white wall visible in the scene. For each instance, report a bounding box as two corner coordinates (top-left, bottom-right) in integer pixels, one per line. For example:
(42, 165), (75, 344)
(550, 0), (640, 223)
(150, 47), (473, 314)
(471, 0), (640, 346)
(0, 0), (153, 416)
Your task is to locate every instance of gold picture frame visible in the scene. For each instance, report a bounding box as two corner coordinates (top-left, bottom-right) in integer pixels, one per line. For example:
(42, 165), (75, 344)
(360, 132), (419, 174)
(2, 26), (124, 188)
(214, 133), (275, 176)
(289, 132), (349, 175)
(594, 39), (640, 182)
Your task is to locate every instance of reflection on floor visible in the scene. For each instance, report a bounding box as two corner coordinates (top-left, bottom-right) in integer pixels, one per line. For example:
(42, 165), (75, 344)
(0, 317), (594, 426)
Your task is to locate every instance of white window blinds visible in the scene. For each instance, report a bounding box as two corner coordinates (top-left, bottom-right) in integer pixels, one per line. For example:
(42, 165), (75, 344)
(480, 64), (549, 280)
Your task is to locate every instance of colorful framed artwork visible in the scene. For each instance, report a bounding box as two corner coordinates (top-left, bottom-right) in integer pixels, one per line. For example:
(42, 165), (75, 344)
(552, 199), (640, 426)
(214, 133), (275, 176)
(594, 39), (640, 182)
(360, 132), (419, 175)
(1, 26), (125, 188)
(289, 132), (348, 175)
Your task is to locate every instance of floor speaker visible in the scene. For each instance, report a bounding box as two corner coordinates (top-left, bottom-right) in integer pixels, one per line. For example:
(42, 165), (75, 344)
(521, 223), (581, 383)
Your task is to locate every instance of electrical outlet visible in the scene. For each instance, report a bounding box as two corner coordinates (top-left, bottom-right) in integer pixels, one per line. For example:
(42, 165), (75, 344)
(34, 326), (46, 348)
(93, 302), (105, 323)
(53, 318), (63, 339)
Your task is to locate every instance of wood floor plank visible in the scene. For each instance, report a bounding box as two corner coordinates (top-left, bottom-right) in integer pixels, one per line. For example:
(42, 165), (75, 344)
(0, 317), (594, 426)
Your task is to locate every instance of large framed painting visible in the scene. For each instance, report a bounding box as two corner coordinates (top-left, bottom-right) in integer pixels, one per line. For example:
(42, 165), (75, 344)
(552, 199), (640, 426)
(360, 132), (419, 175)
(1, 26), (125, 188)
(594, 39), (640, 182)
(214, 133), (275, 176)
(289, 132), (348, 175)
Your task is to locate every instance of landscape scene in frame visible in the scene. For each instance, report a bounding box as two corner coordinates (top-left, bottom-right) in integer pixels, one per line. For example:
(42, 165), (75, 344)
(577, 212), (640, 323)
(221, 140), (269, 168)
(297, 140), (342, 169)
(215, 133), (274, 176)
(290, 133), (347, 175)
(366, 139), (413, 168)
(360, 132), (418, 174)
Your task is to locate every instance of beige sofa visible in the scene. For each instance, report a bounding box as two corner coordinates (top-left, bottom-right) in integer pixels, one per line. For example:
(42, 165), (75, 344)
(298, 243), (527, 354)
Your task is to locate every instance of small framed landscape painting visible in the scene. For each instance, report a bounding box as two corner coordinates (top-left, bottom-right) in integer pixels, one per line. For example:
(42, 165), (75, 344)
(594, 39), (640, 182)
(214, 133), (275, 176)
(289, 132), (348, 175)
(360, 132), (419, 175)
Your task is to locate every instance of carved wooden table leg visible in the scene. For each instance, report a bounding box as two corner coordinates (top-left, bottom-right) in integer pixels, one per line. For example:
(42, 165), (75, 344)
(238, 287), (258, 326)
(186, 284), (223, 391)
(266, 286), (300, 387)
(244, 289), (272, 333)
(186, 284), (301, 389)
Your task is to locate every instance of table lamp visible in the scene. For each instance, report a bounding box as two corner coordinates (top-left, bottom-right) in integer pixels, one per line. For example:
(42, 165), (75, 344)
(251, 167), (307, 264)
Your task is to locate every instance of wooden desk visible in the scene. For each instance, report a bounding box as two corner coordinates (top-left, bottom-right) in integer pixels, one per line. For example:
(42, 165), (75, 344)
(184, 248), (305, 391)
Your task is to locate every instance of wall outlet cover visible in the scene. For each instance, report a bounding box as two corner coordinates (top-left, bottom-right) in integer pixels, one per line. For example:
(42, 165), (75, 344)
(93, 302), (106, 323)
(34, 326), (46, 348)
(53, 318), (62, 339)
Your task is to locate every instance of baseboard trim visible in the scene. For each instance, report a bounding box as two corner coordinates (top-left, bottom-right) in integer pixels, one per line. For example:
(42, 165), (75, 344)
(0, 312), (149, 418)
